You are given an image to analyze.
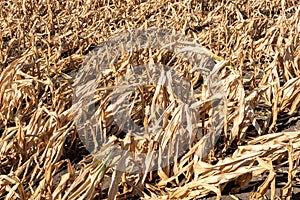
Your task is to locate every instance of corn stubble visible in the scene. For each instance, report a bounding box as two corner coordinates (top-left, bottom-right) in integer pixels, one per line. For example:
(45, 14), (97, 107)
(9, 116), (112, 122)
(0, 0), (300, 199)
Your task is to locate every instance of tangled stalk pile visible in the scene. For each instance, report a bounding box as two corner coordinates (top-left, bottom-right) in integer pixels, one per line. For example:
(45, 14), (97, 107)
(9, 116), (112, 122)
(0, 0), (300, 199)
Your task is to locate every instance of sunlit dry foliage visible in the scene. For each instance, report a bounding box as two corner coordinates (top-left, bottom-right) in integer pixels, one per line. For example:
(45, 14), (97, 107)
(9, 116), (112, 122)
(0, 0), (300, 199)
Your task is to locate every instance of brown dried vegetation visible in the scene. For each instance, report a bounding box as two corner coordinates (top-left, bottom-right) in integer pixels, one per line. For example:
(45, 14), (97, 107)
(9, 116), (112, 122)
(0, 0), (300, 199)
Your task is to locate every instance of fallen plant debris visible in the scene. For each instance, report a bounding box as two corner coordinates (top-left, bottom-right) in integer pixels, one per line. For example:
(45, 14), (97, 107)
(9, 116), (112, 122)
(0, 0), (300, 199)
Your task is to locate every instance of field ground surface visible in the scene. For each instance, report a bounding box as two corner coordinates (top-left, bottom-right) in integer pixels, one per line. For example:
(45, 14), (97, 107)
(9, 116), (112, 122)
(0, 0), (300, 199)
